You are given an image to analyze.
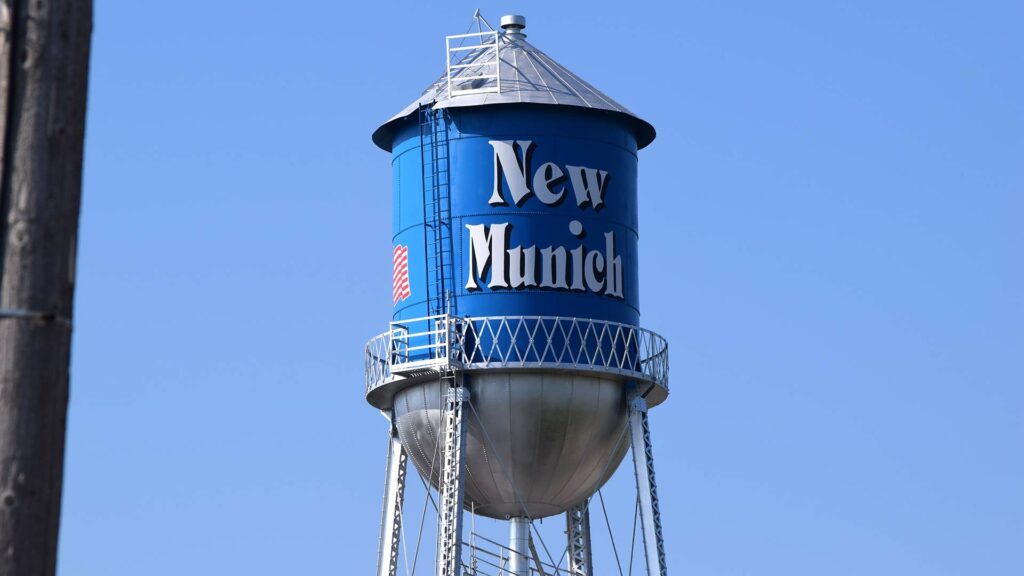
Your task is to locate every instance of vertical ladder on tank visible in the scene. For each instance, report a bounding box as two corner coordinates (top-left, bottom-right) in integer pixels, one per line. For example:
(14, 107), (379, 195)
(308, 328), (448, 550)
(419, 103), (456, 321)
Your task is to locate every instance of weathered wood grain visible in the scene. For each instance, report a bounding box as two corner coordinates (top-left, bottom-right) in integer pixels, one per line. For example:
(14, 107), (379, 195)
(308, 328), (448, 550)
(0, 1), (92, 574)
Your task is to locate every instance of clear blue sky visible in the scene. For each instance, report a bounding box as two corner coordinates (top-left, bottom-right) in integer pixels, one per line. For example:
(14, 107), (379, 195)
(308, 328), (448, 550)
(59, 1), (1021, 574)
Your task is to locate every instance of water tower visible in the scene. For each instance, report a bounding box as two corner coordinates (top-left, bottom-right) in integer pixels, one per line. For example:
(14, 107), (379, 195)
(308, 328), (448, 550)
(364, 13), (670, 576)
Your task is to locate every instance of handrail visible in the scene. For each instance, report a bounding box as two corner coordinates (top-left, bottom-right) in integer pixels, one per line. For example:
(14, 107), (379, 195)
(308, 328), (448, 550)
(446, 30), (500, 97)
(365, 315), (669, 396)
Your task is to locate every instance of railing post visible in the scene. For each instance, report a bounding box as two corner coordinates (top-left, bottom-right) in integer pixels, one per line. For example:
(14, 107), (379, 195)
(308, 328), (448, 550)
(494, 33), (502, 94)
(443, 314), (451, 365)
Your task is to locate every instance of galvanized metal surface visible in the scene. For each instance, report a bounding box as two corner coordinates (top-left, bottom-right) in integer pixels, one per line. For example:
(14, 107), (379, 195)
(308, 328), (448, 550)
(365, 314), (670, 409)
(499, 14), (526, 32)
(376, 421), (408, 576)
(372, 23), (655, 151)
(393, 371), (630, 520)
(507, 517), (530, 576)
(566, 501), (594, 576)
(629, 395), (668, 576)
(436, 375), (469, 576)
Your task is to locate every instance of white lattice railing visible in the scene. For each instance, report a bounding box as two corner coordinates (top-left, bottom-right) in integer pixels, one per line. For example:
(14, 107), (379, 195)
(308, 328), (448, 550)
(365, 315), (669, 395)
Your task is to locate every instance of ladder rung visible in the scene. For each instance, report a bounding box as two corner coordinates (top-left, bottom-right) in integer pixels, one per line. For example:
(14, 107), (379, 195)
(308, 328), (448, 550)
(449, 62), (498, 70)
(448, 44), (492, 52)
(451, 74), (497, 82)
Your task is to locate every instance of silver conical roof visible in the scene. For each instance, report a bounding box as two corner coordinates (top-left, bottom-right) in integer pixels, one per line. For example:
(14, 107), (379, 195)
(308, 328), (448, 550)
(371, 24), (656, 151)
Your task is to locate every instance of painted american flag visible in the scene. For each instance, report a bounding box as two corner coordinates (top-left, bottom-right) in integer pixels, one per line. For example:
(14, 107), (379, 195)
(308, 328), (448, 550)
(392, 244), (411, 304)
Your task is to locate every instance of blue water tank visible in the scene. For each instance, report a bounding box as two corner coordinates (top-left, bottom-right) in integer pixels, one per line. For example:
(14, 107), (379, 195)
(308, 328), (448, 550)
(366, 15), (666, 519)
(385, 105), (647, 326)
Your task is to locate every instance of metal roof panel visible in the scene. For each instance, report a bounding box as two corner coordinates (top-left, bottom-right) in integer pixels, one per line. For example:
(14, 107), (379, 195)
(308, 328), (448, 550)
(372, 32), (655, 151)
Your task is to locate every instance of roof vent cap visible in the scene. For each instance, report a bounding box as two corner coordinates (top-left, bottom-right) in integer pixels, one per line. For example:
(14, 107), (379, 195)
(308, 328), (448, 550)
(500, 14), (526, 37)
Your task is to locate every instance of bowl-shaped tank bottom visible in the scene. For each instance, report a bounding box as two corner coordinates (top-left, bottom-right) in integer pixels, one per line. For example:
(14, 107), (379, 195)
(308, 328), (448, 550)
(393, 371), (630, 519)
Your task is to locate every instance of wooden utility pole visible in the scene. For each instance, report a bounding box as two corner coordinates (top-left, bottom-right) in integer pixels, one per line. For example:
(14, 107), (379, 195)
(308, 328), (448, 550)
(0, 1), (92, 574)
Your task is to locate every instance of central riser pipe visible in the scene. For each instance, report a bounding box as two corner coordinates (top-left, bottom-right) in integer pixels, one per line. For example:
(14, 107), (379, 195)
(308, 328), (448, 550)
(508, 517), (531, 576)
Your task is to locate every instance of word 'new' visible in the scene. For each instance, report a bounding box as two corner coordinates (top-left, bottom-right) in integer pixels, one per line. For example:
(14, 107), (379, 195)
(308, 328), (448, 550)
(488, 140), (609, 209)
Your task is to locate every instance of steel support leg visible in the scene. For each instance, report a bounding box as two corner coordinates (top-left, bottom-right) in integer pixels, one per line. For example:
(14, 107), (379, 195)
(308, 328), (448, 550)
(629, 393), (668, 576)
(437, 373), (469, 576)
(376, 416), (408, 576)
(566, 500), (593, 576)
